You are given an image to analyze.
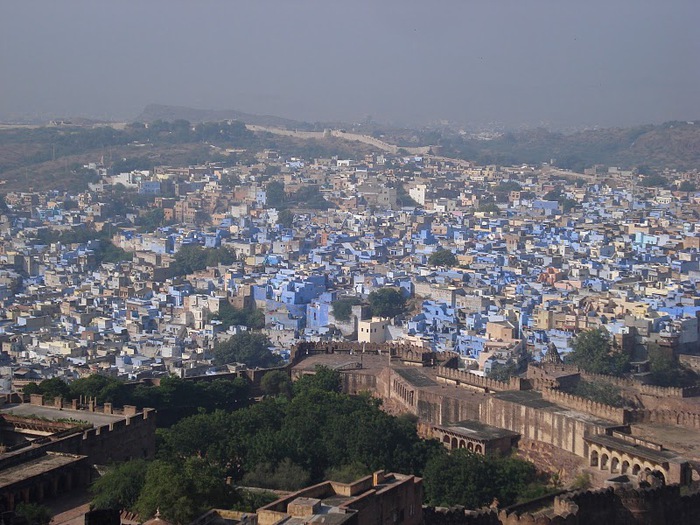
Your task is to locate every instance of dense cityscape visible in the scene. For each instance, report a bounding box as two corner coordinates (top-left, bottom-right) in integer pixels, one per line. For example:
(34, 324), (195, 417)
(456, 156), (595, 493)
(0, 120), (698, 524)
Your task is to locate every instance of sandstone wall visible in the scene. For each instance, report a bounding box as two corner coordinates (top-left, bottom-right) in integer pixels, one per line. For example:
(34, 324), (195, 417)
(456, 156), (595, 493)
(480, 396), (610, 458)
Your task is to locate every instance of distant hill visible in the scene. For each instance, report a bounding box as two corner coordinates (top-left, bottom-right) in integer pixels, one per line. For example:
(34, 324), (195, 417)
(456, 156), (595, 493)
(136, 104), (316, 130)
(437, 120), (700, 172)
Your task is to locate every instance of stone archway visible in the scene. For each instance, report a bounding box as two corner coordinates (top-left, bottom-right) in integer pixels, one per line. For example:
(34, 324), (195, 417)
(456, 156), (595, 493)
(451, 437), (458, 450)
(467, 442), (474, 452)
(652, 470), (666, 485)
(621, 460), (630, 474)
(459, 440), (466, 449)
(443, 435), (450, 444)
(475, 444), (483, 454)
(611, 457), (620, 473)
(632, 464), (641, 476)
(590, 450), (599, 467)
(601, 454), (609, 470)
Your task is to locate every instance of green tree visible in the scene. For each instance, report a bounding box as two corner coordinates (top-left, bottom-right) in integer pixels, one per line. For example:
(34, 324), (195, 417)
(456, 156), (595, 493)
(213, 301), (265, 330)
(325, 462), (372, 483)
(292, 366), (342, 395)
(14, 503), (51, 525)
(368, 288), (407, 318)
(171, 245), (236, 276)
(91, 459), (148, 510)
(242, 458), (311, 491)
(679, 181), (697, 192)
(292, 186), (333, 210)
(422, 449), (543, 508)
(260, 370), (293, 398)
(69, 375), (130, 405)
(135, 458), (232, 524)
(23, 382), (41, 395)
(136, 208), (165, 232)
(213, 332), (282, 368)
(478, 202), (500, 213)
(331, 297), (362, 322)
(565, 328), (629, 376)
(428, 248), (457, 267)
(276, 208), (294, 228)
(266, 181), (286, 208)
(640, 174), (668, 188)
(647, 344), (697, 387)
(569, 381), (628, 407)
(36, 377), (71, 401)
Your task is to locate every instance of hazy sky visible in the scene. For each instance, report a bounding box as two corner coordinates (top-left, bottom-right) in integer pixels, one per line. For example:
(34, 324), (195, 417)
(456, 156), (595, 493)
(1, 1), (698, 129)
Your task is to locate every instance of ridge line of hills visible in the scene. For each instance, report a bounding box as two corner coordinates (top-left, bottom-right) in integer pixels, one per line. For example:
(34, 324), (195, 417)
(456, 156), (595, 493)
(0, 104), (698, 193)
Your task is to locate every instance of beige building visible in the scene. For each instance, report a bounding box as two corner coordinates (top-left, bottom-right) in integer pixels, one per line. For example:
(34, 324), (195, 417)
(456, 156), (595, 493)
(358, 317), (389, 344)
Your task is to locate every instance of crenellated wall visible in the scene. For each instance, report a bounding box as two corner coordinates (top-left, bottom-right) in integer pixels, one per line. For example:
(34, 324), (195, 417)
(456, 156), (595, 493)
(435, 367), (525, 393)
(539, 388), (630, 425)
(291, 341), (439, 366)
(629, 409), (700, 430)
(422, 485), (700, 525)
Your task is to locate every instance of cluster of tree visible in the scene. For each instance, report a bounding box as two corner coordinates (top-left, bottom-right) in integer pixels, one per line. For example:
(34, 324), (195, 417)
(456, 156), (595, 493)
(542, 188), (580, 213)
(264, 180), (333, 210)
(91, 367), (551, 521)
(135, 208), (168, 232)
(123, 120), (256, 149)
(331, 297), (363, 322)
(565, 380), (630, 408)
(565, 329), (698, 388)
(367, 287), (407, 318)
(393, 182), (419, 207)
(211, 301), (265, 330)
(565, 328), (629, 376)
(170, 244), (236, 276)
(478, 202), (501, 214)
(213, 331), (282, 368)
(639, 173), (669, 188)
(647, 343), (698, 387)
(24, 375), (250, 427)
(423, 449), (551, 508)
(435, 121), (700, 173)
(428, 248), (457, 267)
(678, 181), (697, 192)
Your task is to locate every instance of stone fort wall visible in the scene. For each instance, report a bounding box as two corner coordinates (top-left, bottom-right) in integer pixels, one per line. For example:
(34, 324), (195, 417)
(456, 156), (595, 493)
(423, 485), (700, 525)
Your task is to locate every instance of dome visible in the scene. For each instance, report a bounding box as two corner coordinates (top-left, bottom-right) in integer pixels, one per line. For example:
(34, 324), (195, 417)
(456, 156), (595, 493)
(143, 509), (174, 525)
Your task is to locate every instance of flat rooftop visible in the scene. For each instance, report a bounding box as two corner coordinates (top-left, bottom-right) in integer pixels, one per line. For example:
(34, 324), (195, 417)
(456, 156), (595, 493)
(0, 452), (85, 489)
(492, 390), (617, 427)
(437, 420), (519, 441)
(0, 403), (125, 427)
(586, 434), (684, 465)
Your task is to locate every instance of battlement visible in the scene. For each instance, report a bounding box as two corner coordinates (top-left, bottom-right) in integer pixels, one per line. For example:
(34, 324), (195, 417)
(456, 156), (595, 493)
(629, 409), (700, 430)
(292, 341), (438, 366)
(423, 484), (700, 525)
(435, 366), (523, 393)
(540, 388), (630, 424)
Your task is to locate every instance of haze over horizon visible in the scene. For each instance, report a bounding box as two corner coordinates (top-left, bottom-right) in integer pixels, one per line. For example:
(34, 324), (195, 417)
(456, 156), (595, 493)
(1, 1), (698, 130)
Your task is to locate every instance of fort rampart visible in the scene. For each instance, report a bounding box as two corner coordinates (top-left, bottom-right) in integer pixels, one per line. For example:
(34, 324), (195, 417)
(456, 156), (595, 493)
(539, 388), (630, 425)
(435, 366), (525, 393)
(423, 485), (700, 525)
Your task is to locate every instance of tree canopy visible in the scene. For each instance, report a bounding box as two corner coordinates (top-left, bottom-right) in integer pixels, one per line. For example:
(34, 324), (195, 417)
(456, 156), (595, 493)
(212, 301), (265, 330)
(213, 332), (282, 368)
(171, 245), (236, 276)
(368, 288), (407, 318)
(331, 297), (362, 322)
(565, 328), (629, 376)
(428, 248), (457, 267)
(423, 449), (549, 508)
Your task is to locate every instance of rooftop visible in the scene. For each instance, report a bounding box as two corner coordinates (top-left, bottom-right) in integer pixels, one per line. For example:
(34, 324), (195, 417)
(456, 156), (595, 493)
(0, 403), (127, 427)
(0, 452), (85, 489)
